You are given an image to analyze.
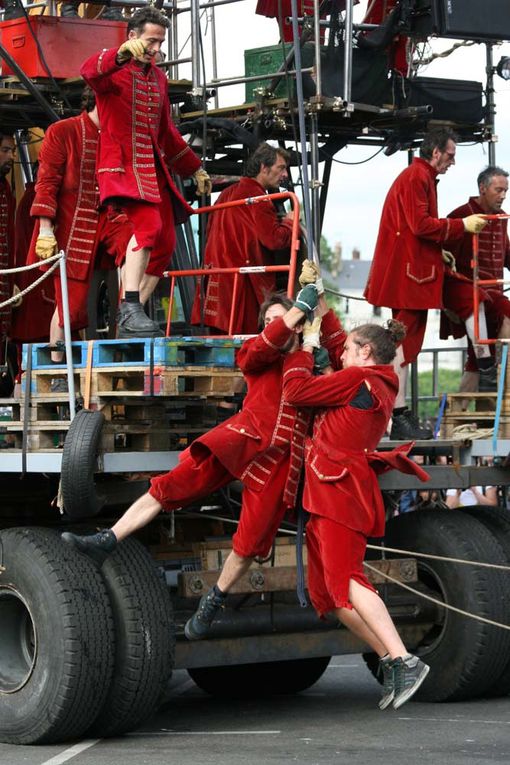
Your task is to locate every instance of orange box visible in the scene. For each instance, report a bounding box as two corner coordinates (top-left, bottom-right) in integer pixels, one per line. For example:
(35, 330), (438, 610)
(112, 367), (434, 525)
(0, 16), (126, 79)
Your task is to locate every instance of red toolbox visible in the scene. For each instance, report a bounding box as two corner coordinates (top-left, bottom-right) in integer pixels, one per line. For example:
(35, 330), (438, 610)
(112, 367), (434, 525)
(0, 16), (126, 79)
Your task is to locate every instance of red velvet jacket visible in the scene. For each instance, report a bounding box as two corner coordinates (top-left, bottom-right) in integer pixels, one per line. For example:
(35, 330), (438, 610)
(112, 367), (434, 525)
(448, 197), (510, 281)
(282, 310), (429, 536)
(188, 316), (310, 506)
(364, 158), (465, 310)
(191, 176), (294, 333)
(80, 48), (200, 220)
(29, 113), (101, 281)
(0, 177), (15, 340)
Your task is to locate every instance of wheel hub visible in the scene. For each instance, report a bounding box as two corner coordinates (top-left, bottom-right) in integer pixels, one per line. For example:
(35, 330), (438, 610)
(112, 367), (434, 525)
(0, 586), (37, 692)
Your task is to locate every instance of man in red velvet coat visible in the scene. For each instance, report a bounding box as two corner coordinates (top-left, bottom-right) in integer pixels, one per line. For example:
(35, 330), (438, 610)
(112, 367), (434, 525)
(81, 7), (211, 338)
(447, 166), (510, 391)
(62, 285), (321, 639)
(0, 132), (16, 387)
(191, 143), (294, 334)
(364, 127), (494, 440)
(24, 90), (132, 366)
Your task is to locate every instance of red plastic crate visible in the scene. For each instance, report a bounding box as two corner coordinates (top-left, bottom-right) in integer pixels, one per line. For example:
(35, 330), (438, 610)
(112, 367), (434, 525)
(0, 16), (126, 79)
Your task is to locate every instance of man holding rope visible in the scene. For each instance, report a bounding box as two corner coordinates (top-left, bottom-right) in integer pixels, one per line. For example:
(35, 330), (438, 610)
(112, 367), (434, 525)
(283, 260), (431, 710)
(62, 285), (319, 639)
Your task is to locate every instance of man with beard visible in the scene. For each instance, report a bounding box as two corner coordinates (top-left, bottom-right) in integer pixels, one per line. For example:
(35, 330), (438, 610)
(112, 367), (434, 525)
(446, 167), (510, 391)
(62, 286), (320, 639)
(191, 143), (294, 335)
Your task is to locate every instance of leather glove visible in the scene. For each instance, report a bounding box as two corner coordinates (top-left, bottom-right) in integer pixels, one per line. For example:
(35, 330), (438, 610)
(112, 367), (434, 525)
(302, 316), (322, 349)
(11, 284), (22, 308)
(35, 228), (57, 260)
(463, 214), (488, 234)
(313, 346), (330, 372)
(298, 259), (324, 295)
(193, 168), (212, 196)
(294, 284), (319, 320)
(117, 38), (147, 64)
(441, 249), (456, 272)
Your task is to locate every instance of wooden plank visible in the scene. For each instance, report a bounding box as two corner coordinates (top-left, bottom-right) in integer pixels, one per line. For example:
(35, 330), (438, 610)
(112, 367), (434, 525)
(178, 559), (418, 597)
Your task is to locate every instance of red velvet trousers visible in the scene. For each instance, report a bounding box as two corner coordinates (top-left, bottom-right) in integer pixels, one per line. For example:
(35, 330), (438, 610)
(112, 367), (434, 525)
(149, 449), (291, 558)
(305, 514), (377, 617)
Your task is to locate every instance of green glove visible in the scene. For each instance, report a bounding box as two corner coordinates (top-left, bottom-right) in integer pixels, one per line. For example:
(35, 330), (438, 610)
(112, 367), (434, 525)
(294, 284), (319, 320)
(313, 346), (330, 373)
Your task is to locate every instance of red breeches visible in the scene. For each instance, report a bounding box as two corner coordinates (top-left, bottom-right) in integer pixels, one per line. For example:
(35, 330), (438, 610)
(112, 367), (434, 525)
(149, 449), (290, 559)
(305, 514), (377, 617)
(55, 212), (130, 330)
(121, 181), (176, 278)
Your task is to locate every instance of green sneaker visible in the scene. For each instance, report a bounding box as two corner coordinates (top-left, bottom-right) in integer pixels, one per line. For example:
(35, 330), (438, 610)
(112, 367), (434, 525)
(392, 655), (430, 710)
(378, 656), (394, 710)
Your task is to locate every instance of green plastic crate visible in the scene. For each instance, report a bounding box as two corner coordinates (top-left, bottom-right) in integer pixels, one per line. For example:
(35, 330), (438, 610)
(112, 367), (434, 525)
(244, 43), (292, 102)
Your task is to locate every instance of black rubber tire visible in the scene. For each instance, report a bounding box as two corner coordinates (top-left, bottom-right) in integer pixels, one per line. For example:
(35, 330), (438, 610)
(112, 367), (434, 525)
(0, 527), (114, 745)
(364, 508), (510, 702)
(61, 409), (105, 519)
(188, 656), (331, 698)
(87, 537), (175, 737)
(460, 505), (510, 696)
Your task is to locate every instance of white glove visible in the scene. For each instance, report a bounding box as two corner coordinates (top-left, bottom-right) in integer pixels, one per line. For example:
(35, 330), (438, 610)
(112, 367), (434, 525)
(117, 38), (147, 64)
(302, 316), (322, 349)
(441, 250), (456, 272)
(193, 168), (212, 196)
(463, 214), (488, 234)
(298, 258), (324, 295)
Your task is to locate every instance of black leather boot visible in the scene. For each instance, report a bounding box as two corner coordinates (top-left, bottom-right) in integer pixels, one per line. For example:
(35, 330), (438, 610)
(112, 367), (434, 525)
(390, 409), (433, 440)
(61, 529), (117, 567)
(117, 301), (163, 338)
(478, 364), (498, 393)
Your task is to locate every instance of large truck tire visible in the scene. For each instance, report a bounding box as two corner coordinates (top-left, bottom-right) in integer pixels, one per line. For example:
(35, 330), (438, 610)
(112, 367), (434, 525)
(188, 656), (331, 697)
(61, 409), (105, 519)
(461, 504), (510, 696)
(87, 537), (175, 737)
(365, 509), (510, 702)
(0, 527), (114, 745)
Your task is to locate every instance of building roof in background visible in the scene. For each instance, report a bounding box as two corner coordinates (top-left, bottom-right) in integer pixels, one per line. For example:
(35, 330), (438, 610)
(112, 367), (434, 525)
(325, 259), (371, 292)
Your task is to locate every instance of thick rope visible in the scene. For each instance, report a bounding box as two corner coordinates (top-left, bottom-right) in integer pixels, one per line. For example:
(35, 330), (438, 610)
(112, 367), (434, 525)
(364, 562), (510, 631)
(0, 252), (62, 310)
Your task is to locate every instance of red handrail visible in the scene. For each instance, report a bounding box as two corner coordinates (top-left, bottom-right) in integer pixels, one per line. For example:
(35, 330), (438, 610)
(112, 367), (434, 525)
(163, 191), (300, 337)
(472, 214), (510, 345)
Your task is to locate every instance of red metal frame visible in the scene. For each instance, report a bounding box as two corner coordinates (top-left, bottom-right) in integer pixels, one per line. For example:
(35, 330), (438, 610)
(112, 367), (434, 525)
(163, 191), (301, 337)
(472, 213), (510, 344)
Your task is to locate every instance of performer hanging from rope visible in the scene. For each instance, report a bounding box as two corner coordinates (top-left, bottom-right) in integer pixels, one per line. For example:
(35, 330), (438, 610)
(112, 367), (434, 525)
(282, 259), (431, 710)
(81, 6), (211, 338)
(191, 142), (295, 335)
(62, 283), (321, 639)
(18, 88), (133, 382)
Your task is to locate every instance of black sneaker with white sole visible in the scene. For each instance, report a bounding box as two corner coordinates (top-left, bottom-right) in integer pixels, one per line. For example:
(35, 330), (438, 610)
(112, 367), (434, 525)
(391, 655), (430, 709)
(184, 587), (226, 640)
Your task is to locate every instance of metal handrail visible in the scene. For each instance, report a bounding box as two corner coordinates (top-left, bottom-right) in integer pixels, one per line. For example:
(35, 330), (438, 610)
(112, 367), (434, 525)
(163, 191), (300, 336)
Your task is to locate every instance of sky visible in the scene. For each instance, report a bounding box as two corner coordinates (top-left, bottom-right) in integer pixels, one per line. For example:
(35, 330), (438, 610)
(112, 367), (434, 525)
(176, 0), (510, 260)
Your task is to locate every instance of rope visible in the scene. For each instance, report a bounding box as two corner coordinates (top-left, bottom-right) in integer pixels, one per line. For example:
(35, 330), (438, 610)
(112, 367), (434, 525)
(190, 512), (510, 572)
(0, 252), (63, 310)
(363, 562), (510, 632)
(188, 512), (510, 630)
(450, 424), (494, 441)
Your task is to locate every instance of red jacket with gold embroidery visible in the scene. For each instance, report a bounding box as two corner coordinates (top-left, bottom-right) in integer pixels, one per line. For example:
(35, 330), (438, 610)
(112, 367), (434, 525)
(364, 158), (465, 310)
(191, 176), (294, 333)
(0, 177), (15, 339)
(283, 310), (429, 536)
(188, 316), (310, 506)
(28, 112), (101, 281)
(80, 48), (200, 220)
